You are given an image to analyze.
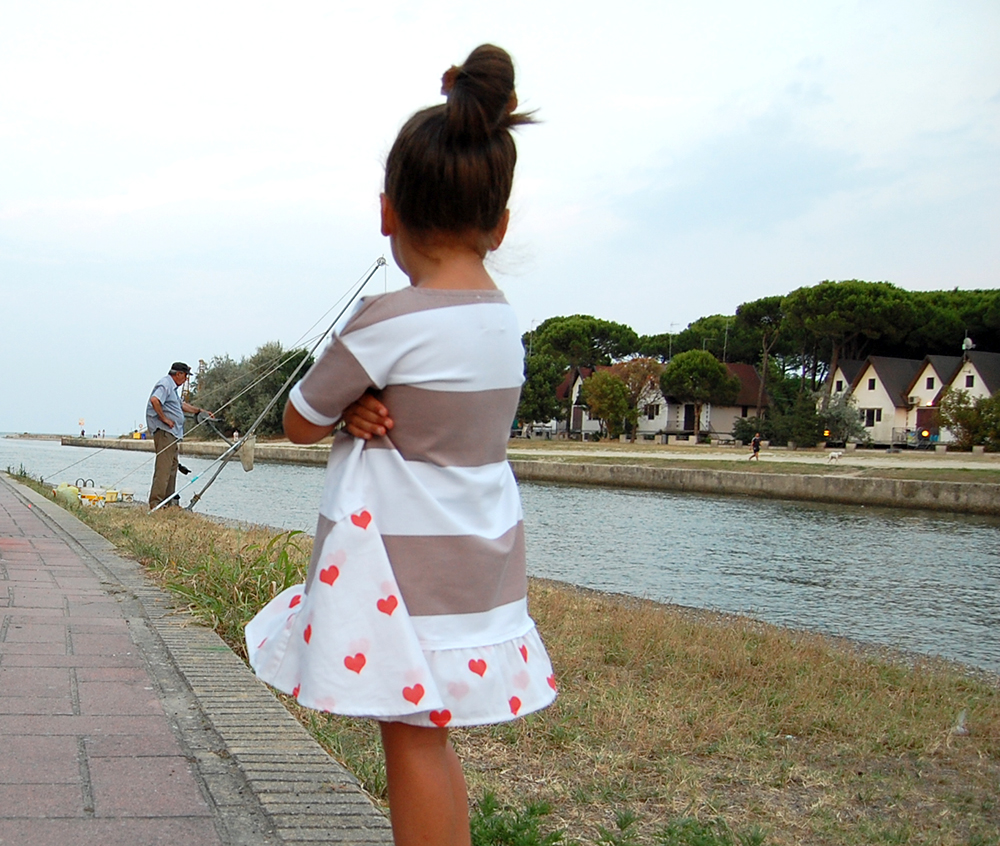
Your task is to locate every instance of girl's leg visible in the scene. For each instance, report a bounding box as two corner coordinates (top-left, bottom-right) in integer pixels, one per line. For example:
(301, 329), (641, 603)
(379, 721), (470, 846)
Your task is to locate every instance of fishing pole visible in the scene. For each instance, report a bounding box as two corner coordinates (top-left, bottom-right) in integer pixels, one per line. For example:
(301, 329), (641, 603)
(152, 256), (387, 514)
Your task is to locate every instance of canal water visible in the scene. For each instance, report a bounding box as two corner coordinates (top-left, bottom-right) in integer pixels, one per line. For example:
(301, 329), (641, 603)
(3, 437), (998, 674)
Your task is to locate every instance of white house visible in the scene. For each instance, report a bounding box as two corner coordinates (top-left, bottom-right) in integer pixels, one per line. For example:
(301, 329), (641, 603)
(902, 355), (961, 442)
(561, 362), (767, 441)
(848, 356), (922, 445)
(704, 363), (769, 437)
(940, 351), (1000, 402)
(830, 359), (865, 400)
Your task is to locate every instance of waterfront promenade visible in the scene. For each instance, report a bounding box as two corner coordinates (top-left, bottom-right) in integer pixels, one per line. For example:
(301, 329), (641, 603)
(0, 473), (392, 845)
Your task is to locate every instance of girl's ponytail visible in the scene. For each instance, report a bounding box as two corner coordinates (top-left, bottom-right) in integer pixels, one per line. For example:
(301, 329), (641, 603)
(385, 44), (534, 240)
(441, 45), (533, 143)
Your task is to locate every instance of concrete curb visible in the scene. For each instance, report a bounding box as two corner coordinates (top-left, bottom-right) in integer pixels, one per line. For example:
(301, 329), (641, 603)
(7, 476), (392, 845)
(509, 460), (1000, 516)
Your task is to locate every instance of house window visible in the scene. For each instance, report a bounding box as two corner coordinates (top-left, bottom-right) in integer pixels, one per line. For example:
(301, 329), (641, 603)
(926, 376), (935, 390)
(644, 403), (660, 420)
(868, 378), (876, 390)
(862, 408), (881, 427)
(741, 406), (749, 418)
(835, 380), (843, 392)
(876, 408), (882, 422)
(966, 375), (975, 388)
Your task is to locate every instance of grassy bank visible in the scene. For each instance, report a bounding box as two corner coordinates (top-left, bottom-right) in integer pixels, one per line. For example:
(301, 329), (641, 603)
(17, 476), (1000, 845)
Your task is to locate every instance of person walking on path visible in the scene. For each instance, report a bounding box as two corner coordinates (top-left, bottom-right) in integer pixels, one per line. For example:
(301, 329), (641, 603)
(146, 362), (211, 509)
(749, 432), (762, 461)
(246, 45), (557, 846)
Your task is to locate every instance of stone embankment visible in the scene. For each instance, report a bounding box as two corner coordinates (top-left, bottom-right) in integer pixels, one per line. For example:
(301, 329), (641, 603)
(507, 460), (999, 517)
(61, 438), (1000, 516)
(61, 436), (329, 466)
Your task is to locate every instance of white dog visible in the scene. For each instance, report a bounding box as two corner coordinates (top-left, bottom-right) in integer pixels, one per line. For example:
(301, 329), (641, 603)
(827, 451), (842, 463)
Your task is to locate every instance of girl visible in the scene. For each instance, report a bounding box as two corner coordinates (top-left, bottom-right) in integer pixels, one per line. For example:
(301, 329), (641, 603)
(245, 45), (556, 845)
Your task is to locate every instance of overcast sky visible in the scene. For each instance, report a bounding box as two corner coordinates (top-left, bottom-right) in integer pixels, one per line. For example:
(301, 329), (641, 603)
(2, 0), (998, 435)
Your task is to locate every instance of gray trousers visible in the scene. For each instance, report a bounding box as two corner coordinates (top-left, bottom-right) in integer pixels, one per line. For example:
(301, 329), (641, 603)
(149, 429), (179, 508)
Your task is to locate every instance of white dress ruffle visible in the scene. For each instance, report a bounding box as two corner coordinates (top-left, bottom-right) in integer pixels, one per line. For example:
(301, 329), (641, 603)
(246, 506), (557, 726)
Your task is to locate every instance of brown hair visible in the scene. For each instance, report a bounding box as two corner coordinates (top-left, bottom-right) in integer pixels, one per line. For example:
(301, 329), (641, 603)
(384, 44), (534, 241)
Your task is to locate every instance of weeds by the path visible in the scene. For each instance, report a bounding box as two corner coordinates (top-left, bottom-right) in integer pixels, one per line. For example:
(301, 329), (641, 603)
(13, 472), (999, 846)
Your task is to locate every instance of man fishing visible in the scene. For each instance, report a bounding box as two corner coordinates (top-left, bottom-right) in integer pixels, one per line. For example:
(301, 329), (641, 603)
(146, 362), (212, 509)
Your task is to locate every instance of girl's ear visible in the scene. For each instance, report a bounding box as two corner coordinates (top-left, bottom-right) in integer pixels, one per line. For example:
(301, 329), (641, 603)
(488, 209), (510, 251)
(380, 193), (398, 237)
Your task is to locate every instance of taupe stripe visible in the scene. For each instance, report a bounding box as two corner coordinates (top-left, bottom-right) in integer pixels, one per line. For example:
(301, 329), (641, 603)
(363, 384), (520, 466)
(297, 344), (375, 422)
(304, 514), (337, 591)
(382, 523), (526, 617)
(343, 287), (510, 336)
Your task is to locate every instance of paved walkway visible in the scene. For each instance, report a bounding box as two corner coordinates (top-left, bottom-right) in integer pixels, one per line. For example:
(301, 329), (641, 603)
(0, 474), (392, 846)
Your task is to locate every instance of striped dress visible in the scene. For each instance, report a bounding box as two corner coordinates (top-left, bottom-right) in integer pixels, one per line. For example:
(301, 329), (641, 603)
(245, 286), (557, 726)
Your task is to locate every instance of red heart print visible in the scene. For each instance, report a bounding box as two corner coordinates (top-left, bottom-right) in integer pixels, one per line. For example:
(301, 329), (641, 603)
(547, 675), (557, 691)
(403, 684), (425, 705)
(289, 594), (302, 608)
(351, 510), (372, 530)
(319, 564), (339, 586)
(509, 696), (522, 715)
(293, 684), (301, 697)
(430, 710), (452, 727)
(377, 595), (398, 616)
(468, 659), (487, 677)
(519, 644), (528, 662)
(303, 625), (312, 644)
(257, 637), (267, 649)
(344, 653), (366, 674)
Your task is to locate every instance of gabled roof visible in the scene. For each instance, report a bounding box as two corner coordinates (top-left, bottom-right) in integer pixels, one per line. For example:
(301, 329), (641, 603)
(940, 350), (1000, 395)
(725, 363), (769, 408)
(967, 351), (1000, 394)
(555, 367), (591, 402)
(905, 355), (962, 396)
(850, 356), (923, 408)
(834, 359), (866, 386)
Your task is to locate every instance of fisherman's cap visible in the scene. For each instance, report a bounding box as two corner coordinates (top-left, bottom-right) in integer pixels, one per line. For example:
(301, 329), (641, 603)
(169, 362), (192, 375)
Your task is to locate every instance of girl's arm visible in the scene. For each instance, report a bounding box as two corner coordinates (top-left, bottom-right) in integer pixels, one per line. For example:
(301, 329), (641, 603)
(283, 400), (335, 444)
(283, 393), (395, 444)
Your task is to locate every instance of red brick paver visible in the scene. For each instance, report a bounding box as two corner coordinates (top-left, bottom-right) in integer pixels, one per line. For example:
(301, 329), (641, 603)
(0, 480), (222, 844)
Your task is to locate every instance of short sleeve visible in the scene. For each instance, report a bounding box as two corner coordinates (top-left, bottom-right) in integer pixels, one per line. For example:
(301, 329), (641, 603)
(290, 335), (380, 426)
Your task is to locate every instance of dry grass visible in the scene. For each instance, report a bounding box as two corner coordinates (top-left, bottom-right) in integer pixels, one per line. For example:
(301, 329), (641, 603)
(29, 483), (1000, 845)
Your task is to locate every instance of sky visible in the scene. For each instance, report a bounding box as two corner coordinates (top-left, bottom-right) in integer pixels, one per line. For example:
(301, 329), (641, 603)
(1, 0), (998, 435)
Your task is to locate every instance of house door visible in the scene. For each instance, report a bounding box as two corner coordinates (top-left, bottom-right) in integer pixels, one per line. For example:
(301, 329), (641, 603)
(683, 404), (695, 431)
(571, 406), (583, 432)
(915, 407), (938, 436)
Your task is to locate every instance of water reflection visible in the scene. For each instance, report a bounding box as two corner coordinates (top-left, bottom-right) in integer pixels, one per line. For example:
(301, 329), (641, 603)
(3, 438), (998, 673)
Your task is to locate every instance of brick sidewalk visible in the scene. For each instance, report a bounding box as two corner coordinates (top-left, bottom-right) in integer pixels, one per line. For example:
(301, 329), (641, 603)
(0, 474), (392, 845)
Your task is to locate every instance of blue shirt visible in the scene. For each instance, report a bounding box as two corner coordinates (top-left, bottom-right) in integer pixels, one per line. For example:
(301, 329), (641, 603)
(146, 375), (184, 437)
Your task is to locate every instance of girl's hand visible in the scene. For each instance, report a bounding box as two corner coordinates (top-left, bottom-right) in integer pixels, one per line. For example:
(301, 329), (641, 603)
(342, 393), (394, 440)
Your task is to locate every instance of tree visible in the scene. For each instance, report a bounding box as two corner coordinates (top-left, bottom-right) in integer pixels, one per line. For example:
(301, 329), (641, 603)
(517, 349), (565, 428)
(659, 350), (740, 442)
(937, 388), (1000, 451)
(671, 314), (757, 364)
(735, 295), (785, 417)
(579, 370), (630, 438)
(783, 280), (916, 398)
(532, 315), (639, 368)
(609, 357), (664, 442)
(817, 391), (869, 445)
(192, 342), (314, 438)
